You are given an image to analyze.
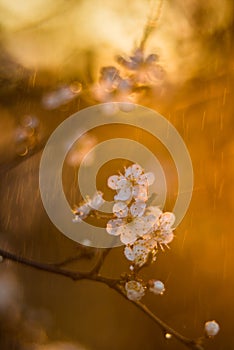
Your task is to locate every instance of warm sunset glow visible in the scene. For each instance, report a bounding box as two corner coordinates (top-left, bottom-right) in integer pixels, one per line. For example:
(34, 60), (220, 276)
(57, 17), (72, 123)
(0, 0), (233, 349)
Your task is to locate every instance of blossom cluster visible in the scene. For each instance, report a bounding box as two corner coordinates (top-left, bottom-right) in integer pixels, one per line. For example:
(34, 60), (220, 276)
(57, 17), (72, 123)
(92, 48), (164, 108)
(72, 163), (173, 301)
(39, 48), (164, 114)
(107, 164), (175, 257)
(72, 163), (220, 337)
(106, 163), (175, 301)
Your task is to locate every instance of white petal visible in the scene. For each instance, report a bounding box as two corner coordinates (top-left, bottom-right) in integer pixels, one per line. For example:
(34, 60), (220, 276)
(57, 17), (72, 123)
(131, 164), (144, 178)
(107, 175), (125, 189)
(132, 245), (149, 267)
(132, 185), (148, 202)
(114, 187), (132, 201)
(119, 226), (138, 245)
(145, 206), (162, 229)
(106, 219), (124, 236)
(117, 178), (130, 189)
(113, 202), (129, 218)
(124, 246), (135, 261)
(89, 191), (104, 209)
(161, 223), (173, 231)
(159, 212), (175, 228)
(125, 164), (143, 179)
(124, 165), (133, 178)
(137, 172), (155, 186)
(146, 206), (162, 218)
(130, 201), (146, 217)
(125, 281), (145, 301)
(133, 215), (156, 236)
(156, 230), (174, 245)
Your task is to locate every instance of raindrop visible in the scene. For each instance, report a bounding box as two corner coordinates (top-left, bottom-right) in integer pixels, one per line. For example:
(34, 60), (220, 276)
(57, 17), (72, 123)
(165, 333), (172, 339)
(82, 239), (92, 247)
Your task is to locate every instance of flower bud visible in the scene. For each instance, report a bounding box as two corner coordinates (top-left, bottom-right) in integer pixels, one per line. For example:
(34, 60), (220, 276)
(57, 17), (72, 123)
(204, 320), (220, 337)
(149, 280), (165, 295)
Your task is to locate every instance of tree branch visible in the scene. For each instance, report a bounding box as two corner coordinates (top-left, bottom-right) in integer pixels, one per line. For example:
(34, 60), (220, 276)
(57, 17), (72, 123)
(115, 285), (204, 350)
(54, 249), (95, 268)
(0, 247), (204, 349)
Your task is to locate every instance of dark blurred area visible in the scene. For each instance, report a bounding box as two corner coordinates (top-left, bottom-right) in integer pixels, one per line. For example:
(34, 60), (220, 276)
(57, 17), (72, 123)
(0, 0), (233, 349)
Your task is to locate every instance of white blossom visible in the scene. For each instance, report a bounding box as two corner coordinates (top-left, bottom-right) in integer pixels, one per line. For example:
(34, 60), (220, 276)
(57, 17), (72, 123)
(73, 203), (91, 222)
(129, 201), (146, 217)
(73, 192), (104, 222)
(107, 212), (156, 245)
(108, 204), (175, 247)
(89, 191), (105, 210)
(142, 208), (175, 248)
(145, 206), (163, 222)
(125, 280), (145, 301)
(149, 280), (165, 295)
(155, 229), (174, 246)
(92, 66), (134, 108)
(158, 212), (176, 231)
(204, 320), (220, 337)
(131, 184), (148, 202)
(124, 164), (143, 179)
(106, 165), (175, 248)
(107, 174), (126, 190)
(117, 48), (165, 85)
(113, 202), (129, 218)
(106, 218), (125, 236)
(124, 238), (157, 267)
(107, 164), (154, 202)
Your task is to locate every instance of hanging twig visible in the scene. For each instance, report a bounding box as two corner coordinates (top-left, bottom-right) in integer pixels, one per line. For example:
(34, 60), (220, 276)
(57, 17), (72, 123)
(140, 0), (164, 50)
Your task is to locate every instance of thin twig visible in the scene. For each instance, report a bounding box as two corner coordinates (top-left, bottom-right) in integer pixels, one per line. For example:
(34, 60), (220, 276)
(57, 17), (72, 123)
(55, 250), (95, 268)
(140, 0), (164, 50)
(90, 248), (111, 274)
